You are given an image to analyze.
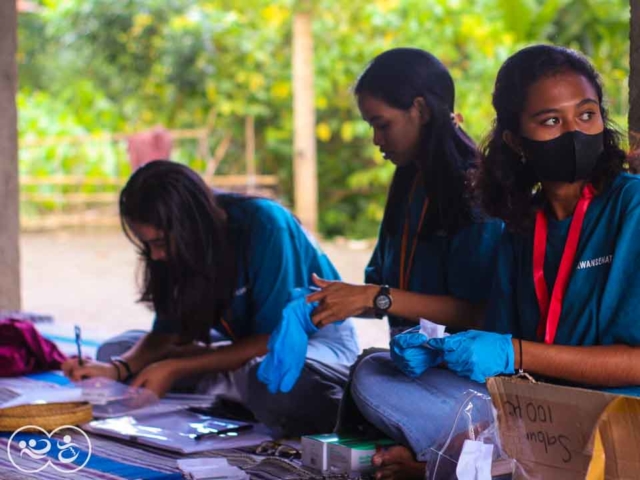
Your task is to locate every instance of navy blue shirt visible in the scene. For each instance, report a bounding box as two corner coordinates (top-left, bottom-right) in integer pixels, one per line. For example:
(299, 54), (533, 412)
(365, 180), (504, 337)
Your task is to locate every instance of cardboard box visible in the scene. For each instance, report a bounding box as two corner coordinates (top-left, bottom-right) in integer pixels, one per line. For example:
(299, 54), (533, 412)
(487, 376), (640, 480)
(328, 437), (396, 474)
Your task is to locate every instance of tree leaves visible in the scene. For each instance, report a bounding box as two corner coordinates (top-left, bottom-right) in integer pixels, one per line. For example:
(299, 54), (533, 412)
(18, 0), (631, 237)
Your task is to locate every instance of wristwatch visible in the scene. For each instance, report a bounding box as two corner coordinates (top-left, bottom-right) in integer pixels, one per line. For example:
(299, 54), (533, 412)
(373, 285), (393, 319)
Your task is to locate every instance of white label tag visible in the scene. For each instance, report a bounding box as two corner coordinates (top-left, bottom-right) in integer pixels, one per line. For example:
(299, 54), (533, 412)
(455, 439), (493, 480)
(418, 318), (446, 346)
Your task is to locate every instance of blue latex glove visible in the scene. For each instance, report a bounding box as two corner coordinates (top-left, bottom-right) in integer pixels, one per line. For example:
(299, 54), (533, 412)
(390, 326), (443, 378)
(257, 288), (318, 394)
(426, 330), (514, 383)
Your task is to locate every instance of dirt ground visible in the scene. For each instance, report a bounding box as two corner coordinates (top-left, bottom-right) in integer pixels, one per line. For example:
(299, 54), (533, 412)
(20, 229), (389, 350)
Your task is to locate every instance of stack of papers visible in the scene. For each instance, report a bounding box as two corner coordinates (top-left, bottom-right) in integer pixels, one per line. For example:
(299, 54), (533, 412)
(177, 458), (249, 480)
(0, 384), (83, 409)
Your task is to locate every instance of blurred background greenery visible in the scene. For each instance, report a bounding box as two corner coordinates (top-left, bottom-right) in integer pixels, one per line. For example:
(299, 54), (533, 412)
(18, 0), (630, 238)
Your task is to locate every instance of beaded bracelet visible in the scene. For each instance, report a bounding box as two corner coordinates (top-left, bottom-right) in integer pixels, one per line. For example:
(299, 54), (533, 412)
(110, 356), (133, 382)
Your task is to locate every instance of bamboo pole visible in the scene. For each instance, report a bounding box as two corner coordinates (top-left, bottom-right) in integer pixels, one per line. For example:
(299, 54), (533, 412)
(0, 1), (20, 309)
(245, 115), (256, 192)
(630, 0), (640, 172)
(204, 132), (233, 178)
(20, 128), (209, 148)
(292, 7), (318, 233)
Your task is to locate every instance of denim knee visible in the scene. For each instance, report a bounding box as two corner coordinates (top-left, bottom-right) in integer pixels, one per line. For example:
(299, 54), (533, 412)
(96, 330), (147, 362)
(350, 352), (393, 410)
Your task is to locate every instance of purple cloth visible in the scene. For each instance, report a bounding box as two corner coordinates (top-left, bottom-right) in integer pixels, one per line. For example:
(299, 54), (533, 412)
(0, 319), (67, 376)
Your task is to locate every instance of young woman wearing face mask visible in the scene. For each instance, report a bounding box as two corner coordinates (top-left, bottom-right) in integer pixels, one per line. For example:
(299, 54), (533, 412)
(61, 160), (360, 436)
(469, 44), (639, 389)
(357, 44), (640, 480)
(306, 48), (504, 338)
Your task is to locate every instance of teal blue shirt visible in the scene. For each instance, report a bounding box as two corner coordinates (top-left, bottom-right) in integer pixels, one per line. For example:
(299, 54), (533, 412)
(223, 196), (342, 339)
(485, 174), (640, 393)
(365, 181), (504, 337)
(153, 195), (354, 348)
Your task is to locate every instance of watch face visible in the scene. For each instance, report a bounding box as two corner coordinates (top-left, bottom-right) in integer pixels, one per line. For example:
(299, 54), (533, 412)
(375, 295), (391, 310)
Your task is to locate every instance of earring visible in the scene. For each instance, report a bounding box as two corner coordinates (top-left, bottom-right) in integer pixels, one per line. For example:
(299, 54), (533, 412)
(450, 112), (463, 129)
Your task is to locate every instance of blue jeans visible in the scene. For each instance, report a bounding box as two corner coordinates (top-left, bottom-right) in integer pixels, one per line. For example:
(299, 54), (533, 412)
(350, 352), (492, 466)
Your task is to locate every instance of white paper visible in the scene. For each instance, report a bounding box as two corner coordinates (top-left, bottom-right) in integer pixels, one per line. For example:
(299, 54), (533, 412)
(0, 387), (83, 408)
(418, 318), (446, 342)
(0, 387), (25, 406)
(455, 439), (493, 480)
(177, 457), (249, 480)
(186, 467), (247, 480)
(177, 458), (229, 470)
(189, 471), (248, 480)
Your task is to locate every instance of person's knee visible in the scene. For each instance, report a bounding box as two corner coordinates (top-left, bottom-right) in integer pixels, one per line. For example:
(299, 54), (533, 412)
(96, 330), (147, 362)
(245, 363), (300, 435)
(245, 362), (343, 436)
(350, 352), (393, 406)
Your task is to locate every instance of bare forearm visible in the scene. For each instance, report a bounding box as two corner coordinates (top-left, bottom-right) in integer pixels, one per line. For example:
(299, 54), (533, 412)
(515, 340), (640, 387)
(309, 278), (483, 329)
(120, 332), (180, 374)
(171, 334), (270, 377)
(387, 288), (484, 330)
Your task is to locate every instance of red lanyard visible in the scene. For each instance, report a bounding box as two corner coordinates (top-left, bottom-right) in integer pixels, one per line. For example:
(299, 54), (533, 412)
(399, 178), (429, 290)
(220, 316), (237, 341)
(533, 183), (595, 344)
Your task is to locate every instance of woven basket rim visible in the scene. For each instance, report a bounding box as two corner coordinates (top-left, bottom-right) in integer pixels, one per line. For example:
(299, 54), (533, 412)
(0, 402), (93, 432)
(0, 402), (91, 418)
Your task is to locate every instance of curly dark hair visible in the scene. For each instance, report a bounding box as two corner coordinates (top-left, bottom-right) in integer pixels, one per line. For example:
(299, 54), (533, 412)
(355, 48), (478, 237)
(477, 44), (626, 233)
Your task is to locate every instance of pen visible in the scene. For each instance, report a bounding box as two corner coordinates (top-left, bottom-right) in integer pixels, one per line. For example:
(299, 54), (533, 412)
(194, 424), (253, 441)
(74, 325), (84, 366)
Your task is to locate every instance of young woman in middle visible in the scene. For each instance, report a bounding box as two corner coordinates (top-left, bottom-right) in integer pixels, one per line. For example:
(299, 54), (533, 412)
(271, 47), (503, 479)
(308, 48), (504, 337)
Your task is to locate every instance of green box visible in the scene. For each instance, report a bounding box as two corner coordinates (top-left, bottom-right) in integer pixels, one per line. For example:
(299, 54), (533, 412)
(327, 437), (396, 474)
(301, 433), (356, 471)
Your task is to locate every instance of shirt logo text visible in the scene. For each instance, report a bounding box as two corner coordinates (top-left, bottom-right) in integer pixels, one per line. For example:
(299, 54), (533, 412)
(576, 255), (613, 270)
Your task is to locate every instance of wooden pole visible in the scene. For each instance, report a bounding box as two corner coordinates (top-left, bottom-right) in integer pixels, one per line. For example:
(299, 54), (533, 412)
(292, 9), (318, 233)
(245, 115), (256, 192)
(0, 1), (21, 309)
(630, 0), (640, 172)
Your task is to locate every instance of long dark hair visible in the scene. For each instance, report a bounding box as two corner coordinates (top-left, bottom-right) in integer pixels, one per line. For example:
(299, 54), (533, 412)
(477, 44), (626, 233)
(355, 48), (478, 236)
(119, 160), (235, 342)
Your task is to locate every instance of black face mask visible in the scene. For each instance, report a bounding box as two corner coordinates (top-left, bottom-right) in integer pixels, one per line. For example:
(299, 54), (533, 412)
(520, 130), (604, 183)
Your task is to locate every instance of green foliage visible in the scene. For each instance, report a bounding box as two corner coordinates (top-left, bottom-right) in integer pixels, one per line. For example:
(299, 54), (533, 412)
(18, 0), (631, 237)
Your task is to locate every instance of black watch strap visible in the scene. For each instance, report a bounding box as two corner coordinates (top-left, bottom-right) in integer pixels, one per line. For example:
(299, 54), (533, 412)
(373, 285), (392, 319)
